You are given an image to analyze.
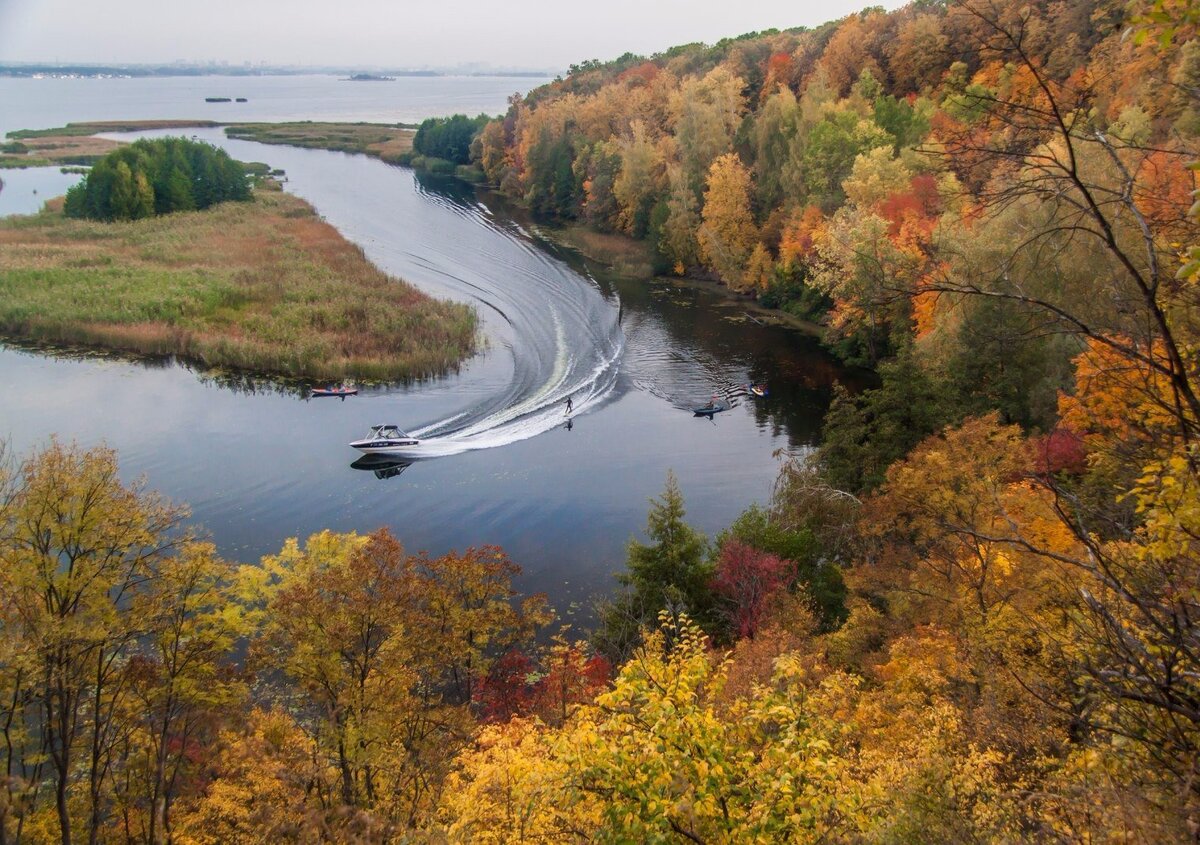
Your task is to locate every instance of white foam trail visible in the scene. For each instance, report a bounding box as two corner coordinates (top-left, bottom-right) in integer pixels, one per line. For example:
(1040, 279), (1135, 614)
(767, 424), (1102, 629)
(379, 327), (624, 460)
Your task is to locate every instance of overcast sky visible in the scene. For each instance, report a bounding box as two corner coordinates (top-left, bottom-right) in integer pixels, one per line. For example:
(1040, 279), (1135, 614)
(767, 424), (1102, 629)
(0, 0), (906, 70)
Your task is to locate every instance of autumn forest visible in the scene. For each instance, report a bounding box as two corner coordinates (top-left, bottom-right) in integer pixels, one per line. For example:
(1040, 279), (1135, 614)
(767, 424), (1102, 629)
(3, 0), (1200, 841)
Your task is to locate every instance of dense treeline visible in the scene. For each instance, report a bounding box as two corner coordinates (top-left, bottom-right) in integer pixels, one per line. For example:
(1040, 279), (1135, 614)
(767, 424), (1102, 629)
(63, 137), (250, 221)
(411, 113), (491, 165)
(471, 0), (1196, 367)
(437, 0), (1200, 839)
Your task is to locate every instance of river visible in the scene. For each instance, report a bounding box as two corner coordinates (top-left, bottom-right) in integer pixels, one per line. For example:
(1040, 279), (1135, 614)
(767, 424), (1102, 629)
(0, 76), (851, 614)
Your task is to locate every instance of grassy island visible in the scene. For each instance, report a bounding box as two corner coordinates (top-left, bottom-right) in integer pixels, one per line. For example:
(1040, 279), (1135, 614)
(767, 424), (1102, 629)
(223, 121), (415, 163)
(1, 121), (222, 168)
(0, 183), (476, 380)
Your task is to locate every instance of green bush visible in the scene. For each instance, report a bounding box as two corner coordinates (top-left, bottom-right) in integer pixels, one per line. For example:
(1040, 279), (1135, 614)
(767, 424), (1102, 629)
(63, 137), (250, 222)
(412, 113), (490, 165)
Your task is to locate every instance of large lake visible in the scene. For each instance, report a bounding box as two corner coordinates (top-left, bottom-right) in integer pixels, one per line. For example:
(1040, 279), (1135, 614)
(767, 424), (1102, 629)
(0, 75), (851, 615)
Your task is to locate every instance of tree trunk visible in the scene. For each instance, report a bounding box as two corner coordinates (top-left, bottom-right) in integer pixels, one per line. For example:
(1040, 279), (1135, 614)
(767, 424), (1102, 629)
(55, 765), (71, 845)
(336, 713), (354, 807)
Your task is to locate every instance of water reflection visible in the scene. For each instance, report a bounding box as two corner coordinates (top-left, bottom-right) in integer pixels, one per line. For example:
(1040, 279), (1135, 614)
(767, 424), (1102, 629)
(350, 455), (414, 480)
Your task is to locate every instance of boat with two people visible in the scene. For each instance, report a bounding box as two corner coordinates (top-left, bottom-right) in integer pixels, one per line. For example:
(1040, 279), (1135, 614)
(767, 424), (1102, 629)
(312, 383), (358, 398)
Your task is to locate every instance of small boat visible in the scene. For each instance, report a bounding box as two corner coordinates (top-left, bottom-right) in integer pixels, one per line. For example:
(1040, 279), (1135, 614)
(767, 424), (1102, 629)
(349, 424), (421, 455)
(749, 384), (768, 398)
(312, 385), (358, 397)
(693, 393), (729, 416)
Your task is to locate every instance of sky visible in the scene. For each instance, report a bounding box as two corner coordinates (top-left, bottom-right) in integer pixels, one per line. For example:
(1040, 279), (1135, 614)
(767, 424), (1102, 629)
(0, 0), (907, 71)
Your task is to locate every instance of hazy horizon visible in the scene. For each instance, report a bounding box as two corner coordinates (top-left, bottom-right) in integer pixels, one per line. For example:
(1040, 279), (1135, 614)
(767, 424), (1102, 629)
(0, 0), (907, 72)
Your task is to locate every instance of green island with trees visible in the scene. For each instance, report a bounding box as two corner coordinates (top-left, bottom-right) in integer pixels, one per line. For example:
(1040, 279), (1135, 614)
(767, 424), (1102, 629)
(63, 137), (251, 221)
(0, 138), (476, 380)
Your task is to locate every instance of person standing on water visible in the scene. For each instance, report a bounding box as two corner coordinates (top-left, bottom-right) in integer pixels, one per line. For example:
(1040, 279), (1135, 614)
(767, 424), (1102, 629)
(565, 395), (573, 414)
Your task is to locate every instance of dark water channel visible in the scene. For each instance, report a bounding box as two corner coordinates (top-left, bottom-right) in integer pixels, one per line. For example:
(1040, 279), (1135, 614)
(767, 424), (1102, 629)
(0, 132), (852, 615)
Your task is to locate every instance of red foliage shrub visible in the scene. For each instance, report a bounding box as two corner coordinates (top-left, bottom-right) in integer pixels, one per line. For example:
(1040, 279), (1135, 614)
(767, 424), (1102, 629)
(473, 648), (535, 723)
(712, 540), (788, 640)
(1030, 427), (1088, 476)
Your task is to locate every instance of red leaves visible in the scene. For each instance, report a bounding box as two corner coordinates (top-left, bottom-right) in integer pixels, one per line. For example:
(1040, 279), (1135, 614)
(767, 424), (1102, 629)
(711, 540), (788, 640)
(1029, 427), (1088, 477)
(877, 174), (942, 237)
(474, 644), (611, 725)
(762, 52), (796, 96)
(474, 648), (536, 723)
(617, 61), (660, 87)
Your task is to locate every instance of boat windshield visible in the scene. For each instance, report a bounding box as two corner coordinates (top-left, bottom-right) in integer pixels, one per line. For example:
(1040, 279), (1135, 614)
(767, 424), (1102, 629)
(373, 425), (409, 439)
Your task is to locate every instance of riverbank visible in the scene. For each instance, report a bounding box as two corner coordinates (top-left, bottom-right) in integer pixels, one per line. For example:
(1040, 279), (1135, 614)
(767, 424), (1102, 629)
(224, 122), (415, 164)
(224, 121), (484, 179)
(0, 182), (476, 380)
(540, 221), (825, 336)
(1, 120), (221, 167)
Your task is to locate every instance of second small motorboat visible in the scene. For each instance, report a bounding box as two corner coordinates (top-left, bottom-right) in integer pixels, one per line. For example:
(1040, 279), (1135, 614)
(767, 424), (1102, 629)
(312, 385), (358, 397)
(349, 424), (421, 455)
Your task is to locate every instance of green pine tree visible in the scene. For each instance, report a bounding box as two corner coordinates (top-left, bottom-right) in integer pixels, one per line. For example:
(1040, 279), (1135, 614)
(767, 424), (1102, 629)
(595, 472), (714, 660)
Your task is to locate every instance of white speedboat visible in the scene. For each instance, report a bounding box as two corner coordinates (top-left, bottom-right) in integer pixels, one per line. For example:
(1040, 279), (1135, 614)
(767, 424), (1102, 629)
(349, 424), (421, 455)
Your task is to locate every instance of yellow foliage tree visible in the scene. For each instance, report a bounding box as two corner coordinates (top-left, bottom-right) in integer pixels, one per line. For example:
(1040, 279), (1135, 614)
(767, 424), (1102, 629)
(697, 153), (759, 290)
(440, 613), (1020, 843)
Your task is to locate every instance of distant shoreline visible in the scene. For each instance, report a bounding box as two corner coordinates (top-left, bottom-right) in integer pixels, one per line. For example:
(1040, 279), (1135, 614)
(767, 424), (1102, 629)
(0, 65), (555, 79)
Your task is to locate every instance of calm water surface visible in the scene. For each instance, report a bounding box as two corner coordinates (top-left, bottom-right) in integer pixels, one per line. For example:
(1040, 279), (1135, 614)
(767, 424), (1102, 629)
(0, 80), (851, 614)
(0, 74), (549, 137)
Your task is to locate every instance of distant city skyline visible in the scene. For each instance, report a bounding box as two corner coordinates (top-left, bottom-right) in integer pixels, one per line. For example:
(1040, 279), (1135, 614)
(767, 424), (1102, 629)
(0, 0), (907, 72)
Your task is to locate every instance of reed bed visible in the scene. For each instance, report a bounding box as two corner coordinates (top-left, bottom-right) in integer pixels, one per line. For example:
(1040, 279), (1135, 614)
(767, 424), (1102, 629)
(2, 122), (218, 168)
(223, 123), (414, 163)
(0, 187), (477, 381)
(8, 121), (222, 139)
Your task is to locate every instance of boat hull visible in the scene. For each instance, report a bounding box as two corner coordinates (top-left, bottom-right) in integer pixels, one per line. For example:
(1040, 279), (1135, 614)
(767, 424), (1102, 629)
(349, 438), (421, 455)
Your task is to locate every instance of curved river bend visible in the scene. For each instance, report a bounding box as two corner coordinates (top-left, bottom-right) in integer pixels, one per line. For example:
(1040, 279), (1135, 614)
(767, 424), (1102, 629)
(0, 131), (851, 611)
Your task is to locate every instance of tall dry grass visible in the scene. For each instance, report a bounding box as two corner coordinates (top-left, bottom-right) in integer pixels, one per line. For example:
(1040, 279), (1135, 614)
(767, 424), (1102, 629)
(0, 188), (476, 381)
(223, 123), (414, 163)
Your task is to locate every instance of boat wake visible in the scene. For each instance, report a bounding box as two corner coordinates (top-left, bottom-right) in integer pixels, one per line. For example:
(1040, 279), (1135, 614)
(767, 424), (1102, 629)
(123, 129), (628, 463)
(367, 184), (626, 459)
(399, 326), (623, 458)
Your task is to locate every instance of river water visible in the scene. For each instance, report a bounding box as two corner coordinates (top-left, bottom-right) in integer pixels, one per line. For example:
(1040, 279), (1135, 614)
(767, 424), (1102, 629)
(0, 76), (850, 612)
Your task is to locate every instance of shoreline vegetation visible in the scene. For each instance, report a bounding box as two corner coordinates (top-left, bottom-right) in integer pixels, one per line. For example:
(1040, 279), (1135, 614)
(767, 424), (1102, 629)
(541, 219), (825, 334)
(0, 120), (221, 168)
(0, 119), (418, 170)
(0, 182), (476, 380)
(203, 120), (815, 330)
(223, 121), (416, 164)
